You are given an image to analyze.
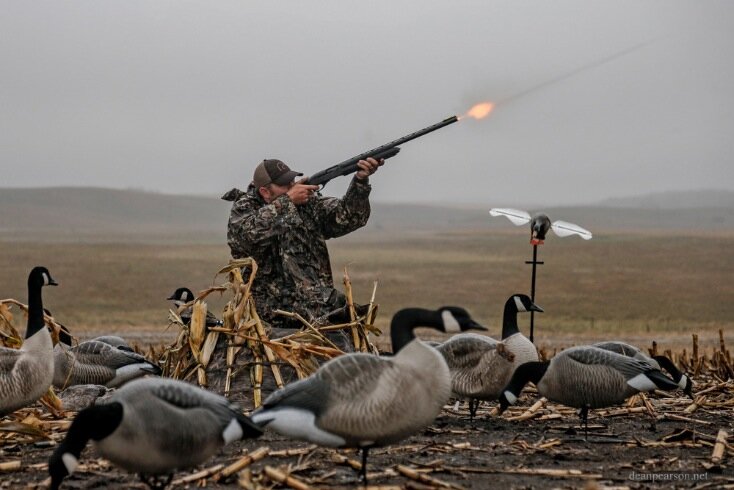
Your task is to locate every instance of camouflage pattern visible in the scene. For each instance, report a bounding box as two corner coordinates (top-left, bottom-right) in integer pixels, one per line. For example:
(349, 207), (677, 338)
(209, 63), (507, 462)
(223, 178), (371, 325)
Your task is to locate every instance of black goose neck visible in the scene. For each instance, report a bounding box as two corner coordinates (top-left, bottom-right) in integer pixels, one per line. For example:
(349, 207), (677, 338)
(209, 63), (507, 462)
(652, 355), (682, 381)
(49, 402), (124, 488)
(501, 298), (520, 339)
(506, 361), (549, 395)
(390, 308), (442, 353)
(71, 403), (123, 448)
(26, 276), (46, 339)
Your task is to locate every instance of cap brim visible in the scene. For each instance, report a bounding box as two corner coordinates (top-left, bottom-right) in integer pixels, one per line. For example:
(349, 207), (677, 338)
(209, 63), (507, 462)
(272, 171), (303, 185)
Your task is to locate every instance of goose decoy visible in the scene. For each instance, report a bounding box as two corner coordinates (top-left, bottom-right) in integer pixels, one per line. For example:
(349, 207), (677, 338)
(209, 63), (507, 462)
(48, 378), (262, 490)
(500, 294), (543, 369)
(498, 345), (680, 434)
(390, 307), (510, 419)
(54, 329), (161, 389)
(489, 208), (592, 244)
(0, 267), (58, 416)
(167, 287), (223, 327)
(250, 305), (483, 484)
(593, 341), (693, 398)
(90, 335), (134, 352)
(436, 333), (514, 418)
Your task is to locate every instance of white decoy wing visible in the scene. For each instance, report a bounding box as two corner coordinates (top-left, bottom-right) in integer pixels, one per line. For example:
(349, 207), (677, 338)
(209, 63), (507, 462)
(489, 208), (531, 226)
(551, 220), (592, 240)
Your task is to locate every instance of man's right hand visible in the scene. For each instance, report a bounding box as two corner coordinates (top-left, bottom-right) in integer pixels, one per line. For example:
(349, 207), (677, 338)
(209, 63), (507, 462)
(286, 180), (319, 205)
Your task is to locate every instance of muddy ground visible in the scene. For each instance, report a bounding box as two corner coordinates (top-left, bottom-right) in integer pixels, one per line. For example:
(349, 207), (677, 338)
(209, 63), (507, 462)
(2, 382), (733, 490)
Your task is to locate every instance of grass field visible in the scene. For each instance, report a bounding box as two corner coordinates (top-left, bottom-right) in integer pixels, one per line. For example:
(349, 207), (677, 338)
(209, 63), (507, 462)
(1, 228), (732, 350)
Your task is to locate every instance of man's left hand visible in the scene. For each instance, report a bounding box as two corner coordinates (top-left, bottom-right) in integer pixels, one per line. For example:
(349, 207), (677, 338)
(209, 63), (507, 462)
(355, 157), (384, 180)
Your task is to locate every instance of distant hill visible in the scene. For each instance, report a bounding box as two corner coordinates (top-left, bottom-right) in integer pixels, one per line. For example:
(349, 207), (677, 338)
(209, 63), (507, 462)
(0, 187), (230, 242)
(1, 187), (732, 243)
(598, 189), (734, 209)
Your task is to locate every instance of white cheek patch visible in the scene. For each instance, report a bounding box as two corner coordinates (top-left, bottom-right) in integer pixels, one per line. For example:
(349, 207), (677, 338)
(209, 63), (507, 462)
(678, 375), (689, 390)
(42, 272), (50, 285)
(441, 311), (461, 334)
(627, 373), (657, 392)
(514, 296), (526, 312)
(181, 291), (189, 301)
(222, 418), (243, 444)
(503, 390), (518, 405)
(62, 453), (79, 474)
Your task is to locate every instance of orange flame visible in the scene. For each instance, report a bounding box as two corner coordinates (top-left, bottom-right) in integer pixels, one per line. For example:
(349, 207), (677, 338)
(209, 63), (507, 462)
(461, 102), (494, 120)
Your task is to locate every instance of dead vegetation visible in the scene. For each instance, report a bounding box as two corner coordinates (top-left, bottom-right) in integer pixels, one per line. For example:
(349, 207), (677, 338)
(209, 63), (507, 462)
(157, 260), (380, 407)
(1, 370), (732, 488)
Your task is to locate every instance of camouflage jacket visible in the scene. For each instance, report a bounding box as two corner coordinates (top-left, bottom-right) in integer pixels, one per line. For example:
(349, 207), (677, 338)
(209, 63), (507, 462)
(222, 178), (371, 324)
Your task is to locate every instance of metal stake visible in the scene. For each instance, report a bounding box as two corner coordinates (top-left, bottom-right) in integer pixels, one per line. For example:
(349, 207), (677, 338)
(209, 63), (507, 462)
(525, 244), (544, 342)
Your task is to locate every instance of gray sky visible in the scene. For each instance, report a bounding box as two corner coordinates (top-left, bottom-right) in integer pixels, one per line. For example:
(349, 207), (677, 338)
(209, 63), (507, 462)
(1, 1), (733, 205)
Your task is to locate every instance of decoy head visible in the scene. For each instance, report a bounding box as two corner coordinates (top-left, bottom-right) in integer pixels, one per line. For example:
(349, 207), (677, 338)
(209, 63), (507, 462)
(167, 287), (194, 305)
(48, 449), (75, 490)
(49, 403), (123, 490)
(497, 391), (514, 414)
(437, 306), (487, 334)
(498, 361), (549, 414)
(530, 213), (552, 245)
(508, 294), (544, 314)
(29, 266), (58, 288)
(651, 355), (694, 399)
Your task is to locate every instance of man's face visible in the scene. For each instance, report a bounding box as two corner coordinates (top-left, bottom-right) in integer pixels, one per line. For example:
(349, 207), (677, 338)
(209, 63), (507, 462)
(259, 182), (293, 203)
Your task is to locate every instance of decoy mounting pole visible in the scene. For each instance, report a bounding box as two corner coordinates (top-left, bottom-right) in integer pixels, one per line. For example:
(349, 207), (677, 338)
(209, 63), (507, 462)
(489, 207), (592, 344)
(525, 244), (544, 343)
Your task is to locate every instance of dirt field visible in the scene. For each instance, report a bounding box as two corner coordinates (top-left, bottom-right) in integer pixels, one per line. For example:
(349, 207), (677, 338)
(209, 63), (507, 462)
(3, 376), (733, 490)
(1, 230), (733, 488)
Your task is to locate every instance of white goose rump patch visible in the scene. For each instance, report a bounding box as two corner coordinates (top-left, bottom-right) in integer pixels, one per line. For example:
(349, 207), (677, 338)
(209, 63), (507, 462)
(626, 373), (657, 392)
(222, 418), (243, 444)
(252, 408), (346, 447)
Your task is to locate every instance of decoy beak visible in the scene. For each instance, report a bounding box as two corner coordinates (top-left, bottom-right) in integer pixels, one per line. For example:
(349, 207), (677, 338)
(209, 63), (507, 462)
(468, 321), (488, 331)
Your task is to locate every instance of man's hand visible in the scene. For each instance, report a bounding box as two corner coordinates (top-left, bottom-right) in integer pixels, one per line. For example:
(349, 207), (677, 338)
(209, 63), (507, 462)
(355, 157), (384, 180)
(286, 180), (319, 205)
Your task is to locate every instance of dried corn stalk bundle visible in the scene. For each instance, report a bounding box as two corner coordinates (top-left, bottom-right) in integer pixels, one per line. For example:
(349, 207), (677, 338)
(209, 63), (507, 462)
(158, 258), (381, 409)
(0, 302), (22, 349)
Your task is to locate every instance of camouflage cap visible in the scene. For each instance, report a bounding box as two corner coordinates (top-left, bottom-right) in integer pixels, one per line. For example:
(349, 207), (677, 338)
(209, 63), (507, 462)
(253, 159), (303, 188)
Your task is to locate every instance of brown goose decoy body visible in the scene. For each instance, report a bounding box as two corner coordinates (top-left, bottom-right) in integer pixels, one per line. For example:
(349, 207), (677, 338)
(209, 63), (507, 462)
(48, 378), (262, 489)
(593, 341), (693, 398)
(54, 329), (161, 389)
(251, 306), (484, 483)
(499, 345), (680, 433)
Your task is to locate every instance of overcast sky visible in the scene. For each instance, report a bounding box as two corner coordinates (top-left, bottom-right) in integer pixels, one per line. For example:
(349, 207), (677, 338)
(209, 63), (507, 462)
(1, 1), (732, 205)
